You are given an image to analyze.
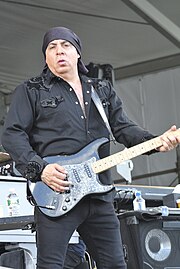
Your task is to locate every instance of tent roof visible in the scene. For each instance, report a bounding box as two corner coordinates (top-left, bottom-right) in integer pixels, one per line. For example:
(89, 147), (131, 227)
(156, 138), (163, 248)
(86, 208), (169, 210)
(0, 0), (180, 92)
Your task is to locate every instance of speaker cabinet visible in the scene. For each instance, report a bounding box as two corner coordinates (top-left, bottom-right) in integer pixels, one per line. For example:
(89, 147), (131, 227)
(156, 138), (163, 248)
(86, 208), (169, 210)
(118, 212), (180, 269)
(0, 249), (25, 268)
(0, 248), (35, 269)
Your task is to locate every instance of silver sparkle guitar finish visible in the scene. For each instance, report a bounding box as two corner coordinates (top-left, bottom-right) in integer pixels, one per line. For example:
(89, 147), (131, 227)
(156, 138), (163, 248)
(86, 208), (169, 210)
(29, 138), (114, 217)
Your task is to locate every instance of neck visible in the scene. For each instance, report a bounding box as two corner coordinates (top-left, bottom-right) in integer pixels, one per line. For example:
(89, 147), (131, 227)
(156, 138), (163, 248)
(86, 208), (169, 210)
(60, 71), (79, 83)
(50, 66), (80, 84)
(63, 74), (81, 85)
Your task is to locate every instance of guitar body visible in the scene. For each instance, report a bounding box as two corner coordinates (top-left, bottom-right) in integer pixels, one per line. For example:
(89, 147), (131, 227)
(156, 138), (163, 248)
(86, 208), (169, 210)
(28, 138), (114, 217)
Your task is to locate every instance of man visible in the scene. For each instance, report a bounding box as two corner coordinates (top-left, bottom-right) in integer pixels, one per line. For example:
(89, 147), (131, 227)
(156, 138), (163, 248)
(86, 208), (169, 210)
(1, 26), (180, 269)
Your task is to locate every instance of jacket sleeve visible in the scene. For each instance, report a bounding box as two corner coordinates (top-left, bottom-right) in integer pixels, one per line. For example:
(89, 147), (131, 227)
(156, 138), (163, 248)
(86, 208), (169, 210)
(1, 83), (47, 178)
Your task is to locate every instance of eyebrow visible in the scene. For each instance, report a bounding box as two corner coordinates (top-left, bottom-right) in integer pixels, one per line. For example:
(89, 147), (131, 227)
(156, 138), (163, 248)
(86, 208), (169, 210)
(48, 40), (70, 46)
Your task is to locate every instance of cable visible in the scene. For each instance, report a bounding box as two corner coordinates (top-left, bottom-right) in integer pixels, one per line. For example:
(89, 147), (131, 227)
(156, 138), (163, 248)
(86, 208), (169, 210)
(114, 189), (134, 213)
(24, 249), (36, 269)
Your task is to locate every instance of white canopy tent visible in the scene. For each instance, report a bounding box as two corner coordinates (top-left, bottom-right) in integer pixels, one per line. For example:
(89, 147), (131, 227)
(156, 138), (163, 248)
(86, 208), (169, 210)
(0, 0), (180, 186)
(0, 0), (180, 90)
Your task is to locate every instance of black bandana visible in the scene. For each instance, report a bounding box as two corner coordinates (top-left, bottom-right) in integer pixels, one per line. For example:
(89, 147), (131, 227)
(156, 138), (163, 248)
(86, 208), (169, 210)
(42, 27), (88, 74)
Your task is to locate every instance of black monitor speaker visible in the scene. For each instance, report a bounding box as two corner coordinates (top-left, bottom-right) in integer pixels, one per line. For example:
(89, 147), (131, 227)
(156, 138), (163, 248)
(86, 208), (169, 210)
(118, 212), (180, 269)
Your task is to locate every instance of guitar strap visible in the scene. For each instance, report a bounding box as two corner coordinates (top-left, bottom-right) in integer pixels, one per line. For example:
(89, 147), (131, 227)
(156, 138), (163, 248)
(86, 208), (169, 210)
(91, 85), (116, 144)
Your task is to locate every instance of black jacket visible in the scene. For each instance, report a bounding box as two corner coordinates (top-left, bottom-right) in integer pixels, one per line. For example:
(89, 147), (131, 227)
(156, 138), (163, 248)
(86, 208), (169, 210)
(2, 68), (156, 200)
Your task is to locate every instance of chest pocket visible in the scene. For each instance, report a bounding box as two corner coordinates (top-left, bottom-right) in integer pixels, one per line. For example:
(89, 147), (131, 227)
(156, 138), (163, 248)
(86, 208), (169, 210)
(39, 95), (69, 126)
(40, 96), (64, 108)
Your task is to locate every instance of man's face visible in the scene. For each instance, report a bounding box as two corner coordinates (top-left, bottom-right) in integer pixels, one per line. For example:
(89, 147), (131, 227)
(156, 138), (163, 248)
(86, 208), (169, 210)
(45, 39), (80, 76)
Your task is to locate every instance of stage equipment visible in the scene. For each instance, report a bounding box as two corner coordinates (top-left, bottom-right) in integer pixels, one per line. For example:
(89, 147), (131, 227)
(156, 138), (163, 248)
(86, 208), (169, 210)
(86, 62), (115, 86)
(163, 192), (180, 208)
(114, 185), (174, 211)
(0, 215), (34, 231)
(116, 159), (134, 184)
(118, 210), (180, 269)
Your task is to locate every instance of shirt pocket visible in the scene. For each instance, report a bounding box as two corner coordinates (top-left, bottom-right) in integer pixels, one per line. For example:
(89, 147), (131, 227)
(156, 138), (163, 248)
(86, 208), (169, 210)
(39, 95), (70, 125)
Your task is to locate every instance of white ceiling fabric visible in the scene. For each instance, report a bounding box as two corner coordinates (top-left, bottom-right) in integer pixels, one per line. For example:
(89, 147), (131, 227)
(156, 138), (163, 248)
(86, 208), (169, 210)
(0, 0), (180, 92)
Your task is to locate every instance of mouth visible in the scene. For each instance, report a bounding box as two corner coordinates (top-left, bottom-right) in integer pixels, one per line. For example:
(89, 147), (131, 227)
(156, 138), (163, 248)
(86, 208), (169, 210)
(58, 59), (66, 63)
(57, 59), (67, 66)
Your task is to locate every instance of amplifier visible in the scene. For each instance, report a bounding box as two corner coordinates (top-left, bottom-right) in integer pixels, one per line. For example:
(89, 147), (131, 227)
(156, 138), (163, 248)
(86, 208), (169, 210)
(118, 211), (180, 269)
(114, 184), (174, 211)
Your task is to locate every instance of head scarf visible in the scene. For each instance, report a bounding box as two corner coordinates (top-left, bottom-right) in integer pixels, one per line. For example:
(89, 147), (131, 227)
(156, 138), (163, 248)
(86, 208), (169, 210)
(42, 26), (88, 74)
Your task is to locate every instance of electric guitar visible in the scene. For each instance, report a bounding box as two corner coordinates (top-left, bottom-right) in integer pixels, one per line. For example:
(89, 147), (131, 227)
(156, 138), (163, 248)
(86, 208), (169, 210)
(28, 129), (180, 217)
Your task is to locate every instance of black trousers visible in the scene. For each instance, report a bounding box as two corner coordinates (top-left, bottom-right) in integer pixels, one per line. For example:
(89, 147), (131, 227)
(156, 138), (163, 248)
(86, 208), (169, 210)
(63, 249), (88, 269)
(35, 197), (127, 269)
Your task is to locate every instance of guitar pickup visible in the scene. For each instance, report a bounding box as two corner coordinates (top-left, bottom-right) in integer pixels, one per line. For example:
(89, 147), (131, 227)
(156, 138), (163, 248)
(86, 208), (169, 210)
(84, 164), (92, 178)
(73, 169), (81, 182)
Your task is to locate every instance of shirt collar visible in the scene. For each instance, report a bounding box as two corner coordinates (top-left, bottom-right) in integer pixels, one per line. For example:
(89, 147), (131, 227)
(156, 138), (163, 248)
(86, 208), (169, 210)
(42, 67), (92, 87)
(41, 67), (58, 86)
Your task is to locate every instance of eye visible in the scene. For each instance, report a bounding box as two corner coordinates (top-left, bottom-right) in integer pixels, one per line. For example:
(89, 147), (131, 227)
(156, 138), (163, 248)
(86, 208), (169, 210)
(64, 42), (71, 47)
(49, 45), (56, 49)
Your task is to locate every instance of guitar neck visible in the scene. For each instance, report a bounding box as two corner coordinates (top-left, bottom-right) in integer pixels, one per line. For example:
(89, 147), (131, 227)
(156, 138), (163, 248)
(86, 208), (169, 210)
(92, 136), (163, 174)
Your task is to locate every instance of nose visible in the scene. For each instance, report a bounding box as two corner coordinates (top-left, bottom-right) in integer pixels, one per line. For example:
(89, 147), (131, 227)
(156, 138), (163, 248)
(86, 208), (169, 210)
(56, 44), (64, 55)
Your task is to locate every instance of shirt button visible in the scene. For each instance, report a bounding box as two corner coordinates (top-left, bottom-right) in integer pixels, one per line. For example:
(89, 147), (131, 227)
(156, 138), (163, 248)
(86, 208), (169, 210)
(85, 102), (88, 105)
(75, 101), (78, 104)
(81, 116), (84, 119)
(87, 131), (91, 134)
(69, 88), (72, 91)
(87, 91), (90, 94)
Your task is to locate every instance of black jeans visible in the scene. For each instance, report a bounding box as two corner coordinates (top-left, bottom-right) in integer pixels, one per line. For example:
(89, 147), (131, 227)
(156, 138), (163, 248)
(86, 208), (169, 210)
(35, 197), (127, 269)
(63, 249), (84, 269)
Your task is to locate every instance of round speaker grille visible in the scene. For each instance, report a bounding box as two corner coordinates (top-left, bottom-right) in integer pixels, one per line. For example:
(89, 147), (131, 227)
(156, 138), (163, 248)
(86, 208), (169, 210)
(145, 228), (171, 261)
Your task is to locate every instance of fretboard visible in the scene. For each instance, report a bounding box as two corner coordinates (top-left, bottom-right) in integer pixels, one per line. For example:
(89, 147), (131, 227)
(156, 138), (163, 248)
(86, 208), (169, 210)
(92, 129), (180, 174)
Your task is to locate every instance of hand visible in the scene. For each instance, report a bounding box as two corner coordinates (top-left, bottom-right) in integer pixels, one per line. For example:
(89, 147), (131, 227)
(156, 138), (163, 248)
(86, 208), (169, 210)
(41, 163), (71, 192)
(157, 125), (180, 152)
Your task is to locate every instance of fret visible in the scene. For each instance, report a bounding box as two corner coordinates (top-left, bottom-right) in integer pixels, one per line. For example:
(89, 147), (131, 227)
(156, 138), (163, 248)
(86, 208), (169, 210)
(92, 130), (180, 174)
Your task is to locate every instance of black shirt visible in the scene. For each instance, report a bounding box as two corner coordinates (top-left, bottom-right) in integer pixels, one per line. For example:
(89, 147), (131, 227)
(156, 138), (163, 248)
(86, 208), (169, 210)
(2, 68), (155, 188)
